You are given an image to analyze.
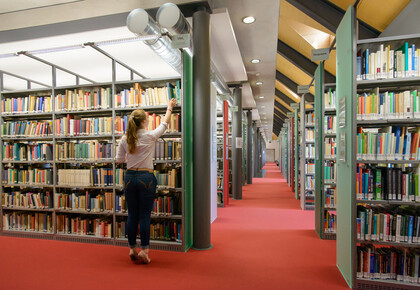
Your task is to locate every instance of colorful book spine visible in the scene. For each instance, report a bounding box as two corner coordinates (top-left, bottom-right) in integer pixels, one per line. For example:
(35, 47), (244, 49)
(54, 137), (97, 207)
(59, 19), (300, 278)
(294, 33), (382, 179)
(306, 144), (315, 159)
(2, 212), (53, 233)
(305, 112), (315, 125)
(1, 120), (53, 137)
(57, 168), (114, 187)
(305, 128), (314, 141)
(1, 95), (53, 114)
(325, 186), (337, 208)
(2, 190), (53, 209)
(55, 141), (113, 161)
(357, 245), (420, 284)
(324, 89), (336, 109)
(2, 142), (53, 161)
(324, 116), (336, 133)
(325, 137), (336, 158)
(115, 220), (182, 243)
(55, 191), (113, 212)
(114, 113), (181, 135)
(55, 88), (112, 112)
(2, 168), (53, 185)
(305, 176), (314, 190)
(324, 161), (336, 182)
(114, 83), (181, 108)
(305, 162), (315, 174)
(153, 139), (182, 160)
(56, 215), (112, 238)
(324, 211), (337, 233)
(55, 116), (113, 136)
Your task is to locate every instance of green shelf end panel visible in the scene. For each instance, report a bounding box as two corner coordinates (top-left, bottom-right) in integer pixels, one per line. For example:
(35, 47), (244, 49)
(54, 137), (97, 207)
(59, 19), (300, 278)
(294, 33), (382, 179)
(314, 63), (323, 239)
(336, 6), (356, 288)
(294, 110), (299, 200)
(183, 51), (193, 252)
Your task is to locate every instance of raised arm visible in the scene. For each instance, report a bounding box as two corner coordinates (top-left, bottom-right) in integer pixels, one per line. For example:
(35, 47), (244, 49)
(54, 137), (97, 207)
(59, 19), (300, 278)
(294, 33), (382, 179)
(150, 98), (177, 140)
(163, 98), (177, 124)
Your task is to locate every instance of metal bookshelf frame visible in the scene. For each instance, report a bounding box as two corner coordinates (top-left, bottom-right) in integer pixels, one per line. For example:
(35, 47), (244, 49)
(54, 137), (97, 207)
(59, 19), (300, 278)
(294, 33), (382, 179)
(336, 6), (420, 289)
(0, 45), (191, 252)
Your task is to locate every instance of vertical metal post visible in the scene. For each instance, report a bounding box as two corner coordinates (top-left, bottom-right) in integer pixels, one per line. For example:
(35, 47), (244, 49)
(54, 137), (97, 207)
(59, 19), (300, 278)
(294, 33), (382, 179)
(111, 59), (117, 243)
(253, 122), (258, 177)
(0, 72), (3, 231)
(51, 66), (57, 236)
(232, 86), (242, 200)
(192, 8), (212, 250)
(246, 110), (253, 184)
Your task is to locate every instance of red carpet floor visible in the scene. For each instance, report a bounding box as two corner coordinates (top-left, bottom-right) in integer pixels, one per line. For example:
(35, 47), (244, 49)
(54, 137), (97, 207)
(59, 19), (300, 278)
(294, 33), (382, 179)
(0, 162), (348, 289)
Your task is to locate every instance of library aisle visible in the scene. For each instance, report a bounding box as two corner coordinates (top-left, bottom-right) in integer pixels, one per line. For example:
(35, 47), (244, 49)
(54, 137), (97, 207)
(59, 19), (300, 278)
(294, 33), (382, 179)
(0, 162), (347, 289)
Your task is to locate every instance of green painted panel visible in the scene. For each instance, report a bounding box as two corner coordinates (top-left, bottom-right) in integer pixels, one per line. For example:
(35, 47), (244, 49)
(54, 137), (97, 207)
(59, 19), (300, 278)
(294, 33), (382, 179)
(336, 6), (356, 288)
(314, 63), (323, 239)
(294, 110), (299, 199)
(183, 51), (193, 251)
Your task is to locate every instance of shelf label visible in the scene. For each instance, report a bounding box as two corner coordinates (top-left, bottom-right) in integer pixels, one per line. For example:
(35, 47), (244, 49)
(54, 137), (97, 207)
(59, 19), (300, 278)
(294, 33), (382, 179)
(311, 48), (330, 61)
(290, 103), (299, 110)
(287, 112), (293, 118)
(297, 85), (310, 94)
(171, 34), (191, 49)
(339, 96), (346, 128)
(231, 106), (238, 112)
(235, 137), (242, 149)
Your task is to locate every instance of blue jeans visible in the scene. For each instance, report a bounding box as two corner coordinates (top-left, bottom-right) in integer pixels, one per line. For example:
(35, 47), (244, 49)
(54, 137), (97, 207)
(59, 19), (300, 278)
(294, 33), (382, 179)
(124, 170), (157, 249)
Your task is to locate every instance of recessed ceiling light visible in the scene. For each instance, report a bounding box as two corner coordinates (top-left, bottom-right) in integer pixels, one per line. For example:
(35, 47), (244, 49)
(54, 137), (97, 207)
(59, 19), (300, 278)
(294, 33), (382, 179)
(261, 105), (265, 108)
(242, 16), (255, 24)
(256, 81), (263, 85)
(259, 96), (264, 99)
(251, 59), (260, 64)
(256, 72), (260, 77)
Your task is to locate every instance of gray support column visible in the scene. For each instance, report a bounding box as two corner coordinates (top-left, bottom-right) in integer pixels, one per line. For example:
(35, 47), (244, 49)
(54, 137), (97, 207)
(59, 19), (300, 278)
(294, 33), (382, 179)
(232, 86), (243, 200)
(192, 8), (212, 250)
(246, 111), (253, 184)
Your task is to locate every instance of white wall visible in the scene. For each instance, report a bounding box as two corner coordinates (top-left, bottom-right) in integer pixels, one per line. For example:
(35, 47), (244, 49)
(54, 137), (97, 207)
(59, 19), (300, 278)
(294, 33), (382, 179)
(265, 140), (279, 161)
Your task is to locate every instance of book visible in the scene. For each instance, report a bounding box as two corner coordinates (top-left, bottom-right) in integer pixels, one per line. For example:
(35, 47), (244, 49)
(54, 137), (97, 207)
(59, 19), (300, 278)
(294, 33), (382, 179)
(56, 214), (112, 238)
(325, 211), (337, 233)
(2, 168), (53, 185)
(55, 141), (113, 161)
(325, 186), (337, 208)
(324, 116), (336, 133)
(325, 137), (336, 158)
(57, 168), (114, 187)
(55, 88), (112, 112)
(55, 190), (113, 212)
(2, 212), (53, 233)
(2, 190), (53, 209)
(1, 95), (53, 114)
(1, 120), (53, 137)
(55, 116), (113, 136)
(2, 142), (53, 161)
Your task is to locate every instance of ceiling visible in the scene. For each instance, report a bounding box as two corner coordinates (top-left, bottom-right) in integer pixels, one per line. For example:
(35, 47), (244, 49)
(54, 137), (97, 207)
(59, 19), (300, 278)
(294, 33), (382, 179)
(0, 0), (279, 142)
(273, 0), (411, 136)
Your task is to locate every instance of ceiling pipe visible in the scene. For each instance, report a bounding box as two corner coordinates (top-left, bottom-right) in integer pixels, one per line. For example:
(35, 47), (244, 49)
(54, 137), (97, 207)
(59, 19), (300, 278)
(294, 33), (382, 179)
(156, 2), (233, 104)
(127, 8), (183, 73)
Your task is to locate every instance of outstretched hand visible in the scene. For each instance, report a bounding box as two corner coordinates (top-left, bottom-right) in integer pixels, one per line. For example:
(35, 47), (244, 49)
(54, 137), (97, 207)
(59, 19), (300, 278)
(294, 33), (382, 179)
(168, 98), (177, 109)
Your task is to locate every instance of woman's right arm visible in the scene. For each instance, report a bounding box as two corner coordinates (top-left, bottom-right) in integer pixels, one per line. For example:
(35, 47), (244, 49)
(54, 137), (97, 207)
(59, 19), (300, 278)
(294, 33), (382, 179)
(151, 98), (177, 140)
(163, 98), (177, 124)
(116, 137), (127, 164)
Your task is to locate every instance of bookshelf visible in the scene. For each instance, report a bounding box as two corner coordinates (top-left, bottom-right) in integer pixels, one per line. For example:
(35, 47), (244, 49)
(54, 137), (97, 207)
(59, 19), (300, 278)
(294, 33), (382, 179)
(286, 118), (292, 186)
(216, 100), (231, 207)
(291, 103), (301, 200)
(314, 62), (337, 240)
(300, 95), (315, 210)
(0, 52), (193, 252)
(287, 111), (295, 192)
(336, 6), (420, 289)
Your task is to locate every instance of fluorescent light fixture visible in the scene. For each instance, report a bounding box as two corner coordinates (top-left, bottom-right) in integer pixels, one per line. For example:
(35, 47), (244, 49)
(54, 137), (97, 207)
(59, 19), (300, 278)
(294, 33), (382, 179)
(256, 81), (263, 85)
(251, 59), (260, 64)
(261, 105), (265, 108)
(259, 96), (264, 99)
(242, 16), (255, 24)
(255, 72), (260, 76)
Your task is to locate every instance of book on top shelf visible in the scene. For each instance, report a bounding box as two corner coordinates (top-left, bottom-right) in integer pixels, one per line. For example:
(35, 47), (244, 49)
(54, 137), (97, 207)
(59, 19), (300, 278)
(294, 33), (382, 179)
(1, 95), (53, 114)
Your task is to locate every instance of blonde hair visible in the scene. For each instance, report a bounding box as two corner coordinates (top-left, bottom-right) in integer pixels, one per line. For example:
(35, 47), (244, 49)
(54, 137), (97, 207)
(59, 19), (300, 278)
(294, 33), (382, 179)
(126, 109), (147, 154)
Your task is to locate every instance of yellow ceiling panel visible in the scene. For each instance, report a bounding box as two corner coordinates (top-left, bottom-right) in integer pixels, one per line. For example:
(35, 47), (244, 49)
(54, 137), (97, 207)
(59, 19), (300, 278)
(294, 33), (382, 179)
(276, 54), (315, 95)
(329, 0), (410, 32)
(272, 133), (278, 140)
(275, 107), (287, 118)
(275, 80), (300, 103)
(275, 96), (293, 112)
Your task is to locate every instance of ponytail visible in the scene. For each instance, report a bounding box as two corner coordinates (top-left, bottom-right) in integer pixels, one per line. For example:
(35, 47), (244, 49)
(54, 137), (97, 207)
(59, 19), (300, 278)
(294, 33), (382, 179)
(126, 109), (147, 154)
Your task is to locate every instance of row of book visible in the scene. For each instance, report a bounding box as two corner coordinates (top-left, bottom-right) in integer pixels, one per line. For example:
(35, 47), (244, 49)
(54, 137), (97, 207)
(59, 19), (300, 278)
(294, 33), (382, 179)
(305, 176), (314, 190)
(114, 168), (181, 189)
(57, 168), (114, 187)
(115, 113), (181, 135)
(56, 88), (112, 112)
(305, 144), (315, 159)
(305, 163), (314, 174)
(115, 194), (180, 216)
(325, 186), (337, 209)
(325, 137), (336, 158)
(55, 116), (113, 136)
(56, 215), (112, 238)
(114, 82), (181, 108)
(324, 116), (336, 134)
(55, 191), (113, 212)
(324, 161), (336, 182)
(1, 95), (53, 114)
(357, 245), (420, 284)
(154, 140), (182, 161)
(2, 212), (53, 233)
(357, 126), (420, 161)
(324, 89), (336, 110)
(356, 43), (420, 81)
(56, 141), (113, 161)
(357, 89), (420, 121)
(357, 206), (420, 243)
(324, 212), (337, 234)
(2, 191), (53, 209)
(305, 128), (314, 142)
(1, 120), (53, 137)
(116, 220), (182, 242)
(2, 168), (53, 185)
(305, 113), (315, 125)
(2, 142), (53, 161)
(356, 165), (420, 202)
